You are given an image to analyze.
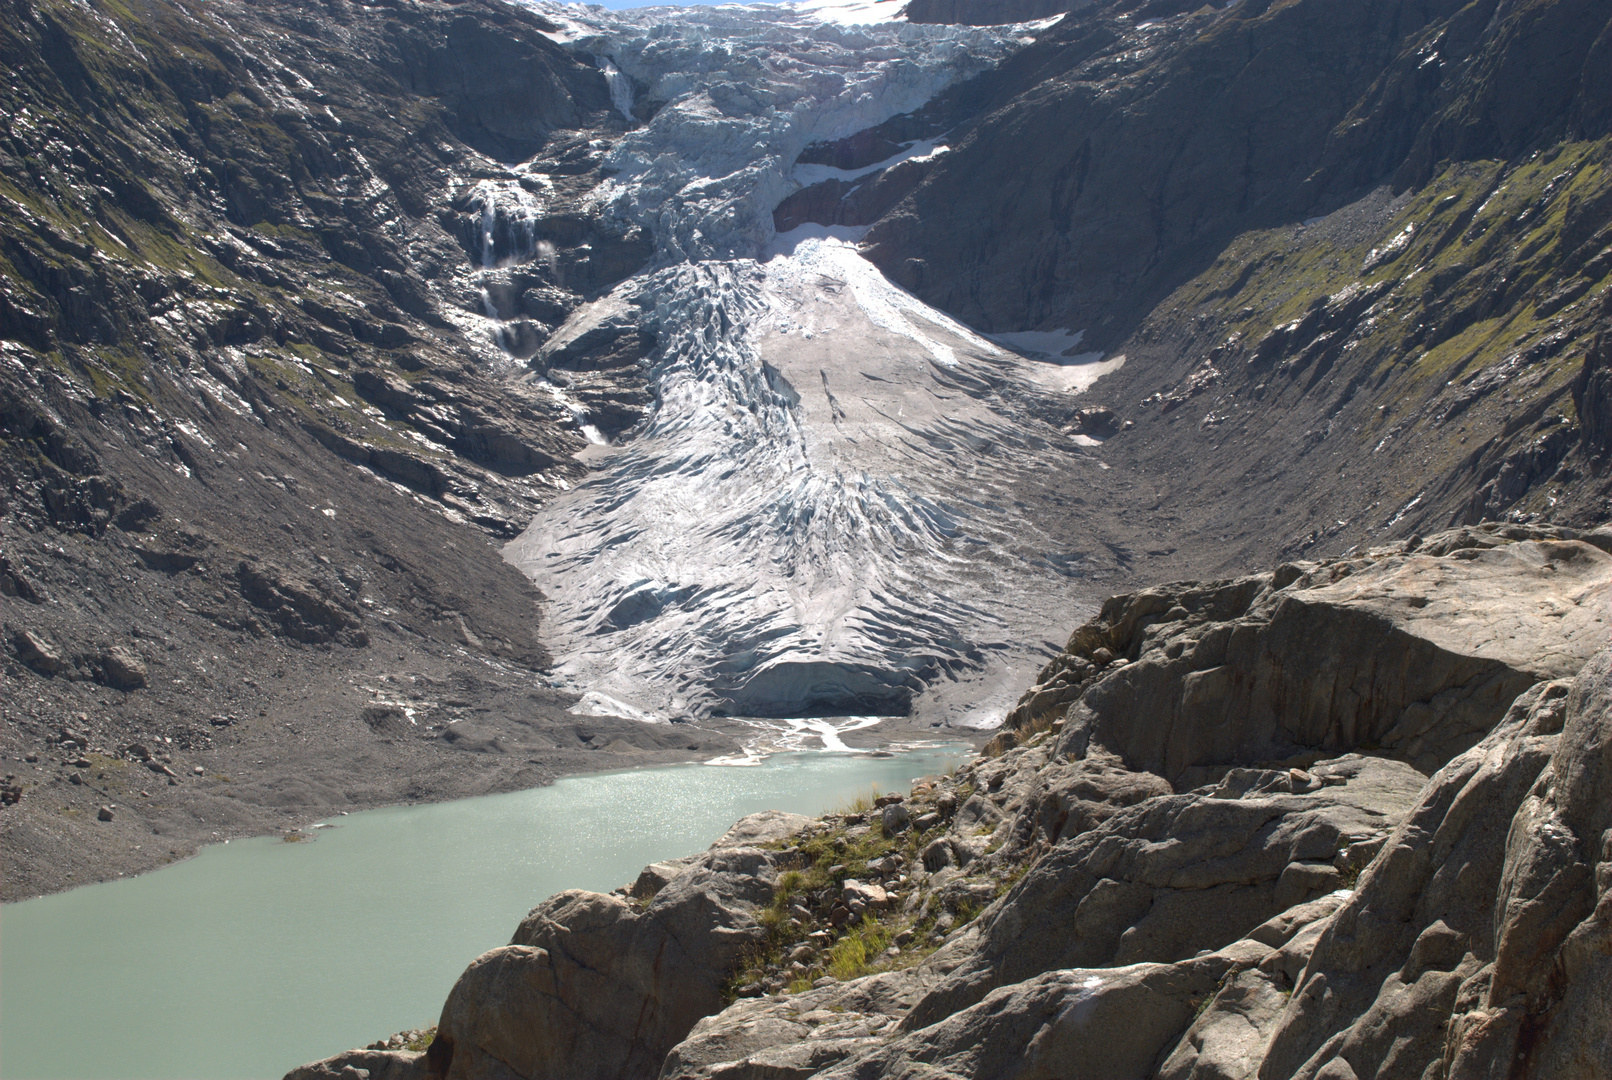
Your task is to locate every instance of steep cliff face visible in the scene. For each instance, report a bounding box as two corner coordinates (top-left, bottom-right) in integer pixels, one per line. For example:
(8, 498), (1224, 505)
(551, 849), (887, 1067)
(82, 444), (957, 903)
(865, 0), (1612, 333)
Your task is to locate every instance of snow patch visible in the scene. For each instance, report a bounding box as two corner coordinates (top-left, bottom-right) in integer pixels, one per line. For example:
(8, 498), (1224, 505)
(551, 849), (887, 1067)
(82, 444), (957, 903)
(768, 222), (874, 255)
(706, 715), (887, 764)
(792, 0), (910, 26)
(991, 329), (1126, 394)
(534, 6), (596, 43)
(792, 139), (950, 188)
(1018, 353), (1126, 395)
(570, 691), (665, 724)
(989, 327), (1088, 358)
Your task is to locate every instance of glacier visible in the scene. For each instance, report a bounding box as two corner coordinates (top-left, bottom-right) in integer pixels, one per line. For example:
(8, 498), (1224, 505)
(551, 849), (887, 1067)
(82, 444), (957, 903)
(494, 0), (1110, 739)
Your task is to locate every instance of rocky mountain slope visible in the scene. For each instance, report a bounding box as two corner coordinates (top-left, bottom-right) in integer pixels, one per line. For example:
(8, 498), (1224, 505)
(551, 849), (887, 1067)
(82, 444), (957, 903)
(0, 0), (734, 901)
(2, 0), (1609, 1074)
(290, 523), (1612, 1080)
(796, 0), (1612, 563)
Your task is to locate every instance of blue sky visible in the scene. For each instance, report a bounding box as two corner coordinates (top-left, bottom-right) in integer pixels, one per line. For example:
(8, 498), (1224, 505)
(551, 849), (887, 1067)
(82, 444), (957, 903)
(589, 0), (765, 8)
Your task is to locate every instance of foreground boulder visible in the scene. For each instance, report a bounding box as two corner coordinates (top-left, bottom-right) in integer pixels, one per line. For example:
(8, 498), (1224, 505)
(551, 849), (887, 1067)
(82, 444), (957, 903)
(1038, 526), (1612, 780)
(661, 644), (1612, 1080)
(824, 941), (1278, 1080)
(1257, 652), (1612, 1080)
(288, 812), (809, 1080)
(432, 848), (774, 1080)
(900, 754), (1427, 1029)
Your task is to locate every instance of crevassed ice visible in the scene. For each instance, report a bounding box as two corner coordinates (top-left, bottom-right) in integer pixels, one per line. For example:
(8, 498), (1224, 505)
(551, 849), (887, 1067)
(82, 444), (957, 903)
(539, 0), (1033, 259)
(504, 2), (1093, 731)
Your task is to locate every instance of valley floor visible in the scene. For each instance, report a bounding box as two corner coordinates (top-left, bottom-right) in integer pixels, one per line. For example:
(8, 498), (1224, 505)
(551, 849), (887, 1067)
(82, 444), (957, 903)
(0, 637), (979, 903)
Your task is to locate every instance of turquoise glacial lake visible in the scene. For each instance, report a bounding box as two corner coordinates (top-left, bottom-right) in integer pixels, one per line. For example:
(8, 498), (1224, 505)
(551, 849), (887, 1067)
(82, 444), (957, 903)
(0, 747), (965, 1080)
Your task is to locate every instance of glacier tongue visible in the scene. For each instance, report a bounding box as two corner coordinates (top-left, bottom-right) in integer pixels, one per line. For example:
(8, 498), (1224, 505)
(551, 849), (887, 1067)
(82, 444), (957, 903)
(505, 2), (1092, 727)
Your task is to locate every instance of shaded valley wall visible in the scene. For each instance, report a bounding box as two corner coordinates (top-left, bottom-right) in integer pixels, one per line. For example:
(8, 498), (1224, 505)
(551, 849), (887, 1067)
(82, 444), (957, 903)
(797, 0), (1612, 566)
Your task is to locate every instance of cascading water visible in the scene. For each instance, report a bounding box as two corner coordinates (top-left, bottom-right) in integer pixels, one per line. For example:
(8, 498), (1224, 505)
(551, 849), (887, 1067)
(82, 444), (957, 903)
(469, 177), (545, 268)
(463, 177), (549, 354)
(596, 55), (636, 121)
(503, 1), (1102, 740)
(544, 380), (610, 446)
(459, 175), (615, 444)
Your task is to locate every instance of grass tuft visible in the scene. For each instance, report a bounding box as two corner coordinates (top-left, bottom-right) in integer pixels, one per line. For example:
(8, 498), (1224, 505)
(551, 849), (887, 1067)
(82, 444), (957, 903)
(826, 914), (892, 981)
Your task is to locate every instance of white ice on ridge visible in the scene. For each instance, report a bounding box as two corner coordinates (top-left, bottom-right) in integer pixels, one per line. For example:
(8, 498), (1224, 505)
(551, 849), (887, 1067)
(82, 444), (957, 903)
(790, 138), (950, 188)
(527, 0), (1038, 259)
(767, 222), (874, 252)
(988, 327), (1089, 359)
(791, 0), (912, 28)
(501, 1), (1100, 730)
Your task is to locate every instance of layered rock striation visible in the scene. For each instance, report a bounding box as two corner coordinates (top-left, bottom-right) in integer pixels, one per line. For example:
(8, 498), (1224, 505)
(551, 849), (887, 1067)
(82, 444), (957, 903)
(291, 524), (1612, 1080)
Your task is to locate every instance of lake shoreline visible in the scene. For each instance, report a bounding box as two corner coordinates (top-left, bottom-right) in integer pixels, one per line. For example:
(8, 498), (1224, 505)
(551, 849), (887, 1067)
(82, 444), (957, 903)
(0, 747), (973, 1080)
(1, 703), (985, 904)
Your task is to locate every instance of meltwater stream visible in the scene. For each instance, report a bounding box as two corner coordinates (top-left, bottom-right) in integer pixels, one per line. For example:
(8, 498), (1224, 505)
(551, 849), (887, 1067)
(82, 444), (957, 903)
(0, 748), (963, 1080)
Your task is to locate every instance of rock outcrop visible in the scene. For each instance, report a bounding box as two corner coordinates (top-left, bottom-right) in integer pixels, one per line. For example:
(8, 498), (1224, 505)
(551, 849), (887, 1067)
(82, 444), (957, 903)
(1018, 524), (1612, 779)
(1251, 654), (1612, 1080)
(290, 526), (1612, 1080)
(426, 814), (813, 1080)
(292, 812), (811, 1080)
(898, 753), (1429, 1030)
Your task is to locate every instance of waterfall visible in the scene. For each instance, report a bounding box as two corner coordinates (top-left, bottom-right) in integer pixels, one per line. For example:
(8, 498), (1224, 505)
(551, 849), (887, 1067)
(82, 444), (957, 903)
(467, 179), (543, 267)
(596, 56), (635, 122)
(464, 179), (547, 354)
